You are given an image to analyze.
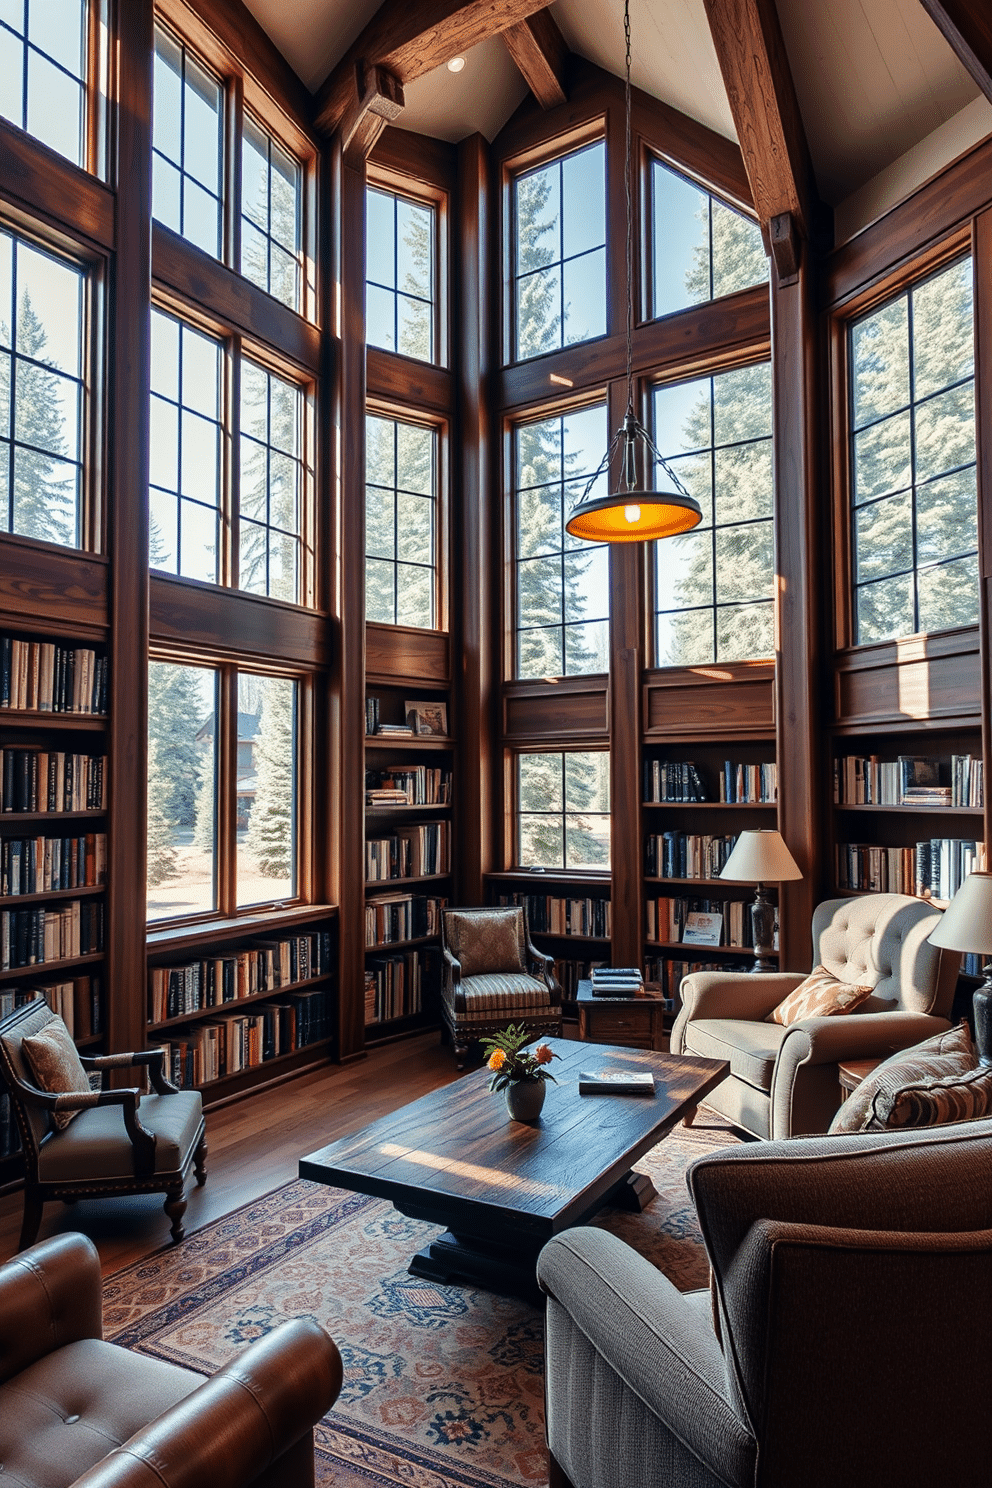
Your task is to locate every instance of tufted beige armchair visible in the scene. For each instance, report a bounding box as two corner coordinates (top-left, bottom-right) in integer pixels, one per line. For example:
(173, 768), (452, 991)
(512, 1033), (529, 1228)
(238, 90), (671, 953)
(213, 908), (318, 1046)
(671, 894), (959, 1140)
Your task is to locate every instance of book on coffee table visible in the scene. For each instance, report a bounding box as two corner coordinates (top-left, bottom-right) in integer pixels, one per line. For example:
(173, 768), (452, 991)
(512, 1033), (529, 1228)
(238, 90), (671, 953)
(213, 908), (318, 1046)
(578, 1069), (656, 1096)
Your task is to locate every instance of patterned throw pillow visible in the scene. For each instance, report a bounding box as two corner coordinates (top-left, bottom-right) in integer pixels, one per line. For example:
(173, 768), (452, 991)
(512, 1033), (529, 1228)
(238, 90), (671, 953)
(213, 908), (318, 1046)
(21, 1015), (91, 1131)
(878, 1062), (992, 1129)
(829, 1020), (977, 1135)
(767, 966), (873, 1026)
(445, 909), (526, 978)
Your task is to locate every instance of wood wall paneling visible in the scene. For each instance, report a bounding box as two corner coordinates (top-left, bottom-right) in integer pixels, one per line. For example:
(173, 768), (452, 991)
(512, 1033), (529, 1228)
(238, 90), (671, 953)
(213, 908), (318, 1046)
(643, 663), (775, 737)
(366, 347), (453, 414)
(370, 127), (458, 189)
(502, 677), (609, 741)
(0, 119), (115, 252)
(365, 623), (452, 685)
(149, 575), (331, 665)
(833, 628), (982, 731)
(0, 538), (108, 636)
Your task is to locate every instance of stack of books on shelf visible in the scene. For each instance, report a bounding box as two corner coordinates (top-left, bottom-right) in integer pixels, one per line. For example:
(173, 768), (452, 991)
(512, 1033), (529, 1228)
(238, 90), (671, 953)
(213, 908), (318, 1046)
(644, 956), (727, 998)
(835, 839), (986, 899)
(365, 948), (428, 1022)
(646, 895), (753, 947)
(1, 833), (107, 893)
(365, 893), (447, 946)
(0, 751), (107, 813)
(644, 760), (708, 802)
(719, 761), (777, 803)
(375, 723), (414, 738)
(1, 636), (108, 714)
(147, 930), (332, 1023)
(646, 832), (739, 879)
(365, 766), (452, 805)
(589, 966), (643, 995)
(365, 822), (450, 881)
(156, 986), (331, 1088)
(0, 976), (101, 1038)
(1, 901), (104, 969)
(495, 891), (611, 938)
(834, 754), (984, 808)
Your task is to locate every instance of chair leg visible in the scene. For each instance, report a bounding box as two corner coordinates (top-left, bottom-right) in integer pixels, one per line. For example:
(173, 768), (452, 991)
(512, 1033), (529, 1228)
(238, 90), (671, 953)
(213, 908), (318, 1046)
(19, 1190), (44, 1251)
(164, 1184), (187, 1243)
(454, 1039), (469, 1070)
(683, 1103), (698, 1128)
(194, 1132), (208, 1186)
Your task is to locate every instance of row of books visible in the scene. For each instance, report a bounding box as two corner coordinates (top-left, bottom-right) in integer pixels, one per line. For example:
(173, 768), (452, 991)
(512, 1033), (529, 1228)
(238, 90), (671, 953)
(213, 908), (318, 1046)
(551, 958), (597, 998)
(646, 896), (755, 948)
(495, 891), (612, 939)
(720, 762), (777, 804)
(365, 893), (447, 947)
(1, 637), (108, 715)
(147, 930), (333, 1024)
(155, 987), (332, 1087)
(1, 834), (107, 896)
(0, 976), (102, 1040)
(833, 754), (984, 808)
(365, 766), (452, 806)
(835, 839), (986, 899)
(642, 760), (777, 804)
(1, 751), (107, 813)
(646, 832), (739, 880)
(1, 900), (104, 969)
(365, 822), (450, 881)
(365, 949), (428, 1023)
(644, 956), (726, 999)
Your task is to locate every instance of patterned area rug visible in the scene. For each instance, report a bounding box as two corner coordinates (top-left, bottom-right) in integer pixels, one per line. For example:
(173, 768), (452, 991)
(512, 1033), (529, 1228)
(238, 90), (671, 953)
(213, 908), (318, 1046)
(104, 1120), (739, 1488)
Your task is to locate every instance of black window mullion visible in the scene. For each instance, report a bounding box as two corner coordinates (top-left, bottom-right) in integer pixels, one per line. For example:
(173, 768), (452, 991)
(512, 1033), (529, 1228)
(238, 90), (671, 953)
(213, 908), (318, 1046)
(906, 286), (921, 634)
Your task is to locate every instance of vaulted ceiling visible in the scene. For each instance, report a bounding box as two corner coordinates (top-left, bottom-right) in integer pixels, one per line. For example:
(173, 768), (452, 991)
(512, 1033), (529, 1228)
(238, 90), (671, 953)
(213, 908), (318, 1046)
(242, 0), (987, 208)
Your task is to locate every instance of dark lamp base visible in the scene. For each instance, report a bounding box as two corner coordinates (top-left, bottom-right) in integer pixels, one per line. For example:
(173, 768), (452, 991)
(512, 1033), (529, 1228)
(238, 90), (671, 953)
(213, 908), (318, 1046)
(750, 885), (777, 974)
(974, 974), (992, 1066)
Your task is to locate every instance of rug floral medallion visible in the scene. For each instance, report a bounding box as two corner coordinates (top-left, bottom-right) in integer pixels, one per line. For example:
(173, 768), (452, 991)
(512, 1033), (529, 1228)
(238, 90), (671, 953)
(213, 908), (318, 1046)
(103, 1122), (738, 1488)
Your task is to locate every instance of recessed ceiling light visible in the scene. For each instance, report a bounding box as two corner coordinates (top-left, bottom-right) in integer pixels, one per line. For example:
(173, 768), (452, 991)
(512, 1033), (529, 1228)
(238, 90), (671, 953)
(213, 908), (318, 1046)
(447, 56), (466, 73)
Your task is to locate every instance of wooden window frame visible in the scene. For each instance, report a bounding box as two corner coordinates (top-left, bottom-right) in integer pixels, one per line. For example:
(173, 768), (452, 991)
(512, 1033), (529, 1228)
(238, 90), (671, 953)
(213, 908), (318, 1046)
(364, 398), (449, 635)
(506, 746), (612, 873)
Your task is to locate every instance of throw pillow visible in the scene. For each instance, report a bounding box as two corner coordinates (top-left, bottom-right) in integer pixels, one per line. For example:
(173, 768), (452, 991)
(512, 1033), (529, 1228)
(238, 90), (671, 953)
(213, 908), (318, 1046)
(767, 966), (873, 1026)
(445, 909), (526, 978)
(829, 1020), (977, 1135)
(21, 1016), (91, 1131)
(876, 1061), (992, 1130)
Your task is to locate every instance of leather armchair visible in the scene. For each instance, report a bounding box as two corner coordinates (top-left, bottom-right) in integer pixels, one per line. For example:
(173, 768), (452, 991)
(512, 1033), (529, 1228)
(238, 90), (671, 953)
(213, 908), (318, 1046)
(671, 893), (958, 1138)
(440, 905), (562, 1067)
(0, 1232), (342, 1488)
(538, 1117), (992, 1488)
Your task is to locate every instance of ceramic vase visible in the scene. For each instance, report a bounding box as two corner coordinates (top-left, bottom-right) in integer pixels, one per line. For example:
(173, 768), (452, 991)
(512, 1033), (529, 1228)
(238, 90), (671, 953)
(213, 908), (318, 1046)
(505, 1079), (546, 1122)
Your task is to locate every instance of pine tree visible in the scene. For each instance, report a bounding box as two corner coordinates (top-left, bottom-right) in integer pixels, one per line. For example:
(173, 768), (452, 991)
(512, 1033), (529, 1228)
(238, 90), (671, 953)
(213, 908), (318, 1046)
(147, 662), (209, 828)
(245, 677), (295, 880)
(146, 739), (179, 885)
(8, 291), (76, 546)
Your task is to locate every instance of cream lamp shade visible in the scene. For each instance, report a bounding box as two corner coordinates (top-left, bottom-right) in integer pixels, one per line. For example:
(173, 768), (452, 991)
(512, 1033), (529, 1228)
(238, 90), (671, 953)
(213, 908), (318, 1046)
(719, 829), (803, 884)
(928, 871), (992, 954)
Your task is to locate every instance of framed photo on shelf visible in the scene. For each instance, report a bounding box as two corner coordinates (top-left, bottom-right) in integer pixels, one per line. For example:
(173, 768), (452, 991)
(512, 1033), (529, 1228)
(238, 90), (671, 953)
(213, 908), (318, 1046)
(681, 911), (723, 946)
(405, 700), (448, 737)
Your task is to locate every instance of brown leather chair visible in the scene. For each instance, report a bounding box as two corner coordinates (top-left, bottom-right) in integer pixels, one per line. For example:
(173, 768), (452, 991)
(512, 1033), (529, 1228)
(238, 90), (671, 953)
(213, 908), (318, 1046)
(0, 1232), (342, 1488)
(440, 905), (562, 1067)
(0, 999), (207, 1250)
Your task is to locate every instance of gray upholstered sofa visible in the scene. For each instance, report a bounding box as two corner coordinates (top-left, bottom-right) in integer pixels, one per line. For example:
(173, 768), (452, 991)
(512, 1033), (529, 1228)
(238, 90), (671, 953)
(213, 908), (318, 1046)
(538, 1117), (992, 1488)
(672, 893), (958, 1139)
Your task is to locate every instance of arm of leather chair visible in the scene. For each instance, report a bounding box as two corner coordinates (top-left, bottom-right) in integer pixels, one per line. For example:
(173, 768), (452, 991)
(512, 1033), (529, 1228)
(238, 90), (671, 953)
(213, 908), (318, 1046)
(441, 945), (465, 1012)
(526, 939), (560, 1002)
(0, 1234), (103, 1384)
(83, 1048), (178, 1095)
(13, 1075), (157, 1173)
(537, 1228), (755, 1487)
(70, 1319), (343, 1488)
(672, 971), (805, 1051)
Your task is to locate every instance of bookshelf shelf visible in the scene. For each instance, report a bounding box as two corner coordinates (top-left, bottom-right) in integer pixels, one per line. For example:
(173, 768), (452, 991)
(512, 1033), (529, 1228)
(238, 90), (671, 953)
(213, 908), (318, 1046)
(365, 872), (451, 891)
(192, 1036), (336, 1092)
(0, 811), (106, 825)
(486, 869), (611, 887)
(365, 735), (455, 752)
(645, 940), (766, 956)
(0, 885), (105, 907)
(0, 712), (108, 730)
(365, 803), (453, 816)
(148, 972), (335, 1033)
(645, 876), (754, 890)
(0, 952), (103, 984)
(835, 803), (983, 816)
(364, 933), (439, 952)
(642, 800), (775, 811)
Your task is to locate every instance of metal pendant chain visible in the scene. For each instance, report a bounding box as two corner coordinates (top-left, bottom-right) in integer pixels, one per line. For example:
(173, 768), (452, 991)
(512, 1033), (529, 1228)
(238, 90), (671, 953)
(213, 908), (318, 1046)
(624, 0), (634, 416)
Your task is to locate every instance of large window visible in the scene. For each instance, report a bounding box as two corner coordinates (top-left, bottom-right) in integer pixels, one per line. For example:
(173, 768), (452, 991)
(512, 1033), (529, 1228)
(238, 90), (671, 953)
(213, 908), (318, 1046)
(651, 159), (767, 319)
(365, 413), (438, 628)
(1, 228), (86, 548)
(512, 140), (606, 361)
(365, 187), (435, 362)
(150, 309), (222, 583)
(147, 661), (299, 923)
(0, 0), (88, 168)
(849, 256), (977, 644)
(242, 115), (303, 312)
(653, 364), (774, 666)
(513, 403), (609, 679)
(517, 751), (610, 870)
(153, 25), (223, 260)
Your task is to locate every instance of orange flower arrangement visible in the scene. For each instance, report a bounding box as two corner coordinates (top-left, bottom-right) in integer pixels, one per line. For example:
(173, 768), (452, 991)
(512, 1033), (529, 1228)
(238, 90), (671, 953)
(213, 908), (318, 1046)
(480, 1024), (560, 1092)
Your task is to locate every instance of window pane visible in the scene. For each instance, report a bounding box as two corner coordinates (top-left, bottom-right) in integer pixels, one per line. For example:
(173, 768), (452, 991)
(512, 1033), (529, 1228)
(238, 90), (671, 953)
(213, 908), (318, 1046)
(913, 259), (972, 400)
(240, 115), (303, 312)
(851, 299), (909, 430)
(236, 673), (297, 907)
(563, 249), (606, 345)
(917, 554), (979, 634)
(153, 25), (223, 262)
(513, 142), (605, 362)
(149, 309), (223, 580)
(0, 0), (87, 166)
(856, 574), (914, 644)
(562, 144), (605, 257)
(711, 199), (767, 299)
(365, 186), (435, 363)
(147, 662), (217, 922)
(237, 361), (305, 603)
(717, 601), (774, 663)
(364, 414), (438, 626)
(854, 492), (913, 583)
(652, 159), (767, 319)
(517, 752), (610, 870)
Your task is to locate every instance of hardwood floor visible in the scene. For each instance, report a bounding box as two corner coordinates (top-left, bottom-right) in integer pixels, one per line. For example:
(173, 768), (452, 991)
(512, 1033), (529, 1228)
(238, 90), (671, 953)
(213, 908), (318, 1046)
(0, 1032), (462, 1275)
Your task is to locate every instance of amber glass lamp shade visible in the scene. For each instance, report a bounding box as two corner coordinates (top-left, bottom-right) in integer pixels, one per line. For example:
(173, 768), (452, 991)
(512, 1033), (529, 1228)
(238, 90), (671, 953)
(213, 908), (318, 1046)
(565, 489), (703, 543)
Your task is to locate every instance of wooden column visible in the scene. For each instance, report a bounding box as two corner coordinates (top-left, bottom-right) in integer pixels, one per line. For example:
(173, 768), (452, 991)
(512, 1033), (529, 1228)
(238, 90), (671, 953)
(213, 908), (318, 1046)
(972, 208), (992, 860)
(454, 134), (497, 903)
(772, 252), (821, 970)
(107, 0), (153, 1058)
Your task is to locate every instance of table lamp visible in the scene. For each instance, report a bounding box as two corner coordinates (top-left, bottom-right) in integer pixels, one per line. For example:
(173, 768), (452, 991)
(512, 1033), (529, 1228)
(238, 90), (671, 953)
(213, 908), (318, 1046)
(720, 828), (803, 973)
(927, 870), (992, 1065)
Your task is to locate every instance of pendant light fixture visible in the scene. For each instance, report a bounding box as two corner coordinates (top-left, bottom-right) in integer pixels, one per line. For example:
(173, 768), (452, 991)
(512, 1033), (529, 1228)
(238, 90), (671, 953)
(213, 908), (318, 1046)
(564, 0), (703, 545)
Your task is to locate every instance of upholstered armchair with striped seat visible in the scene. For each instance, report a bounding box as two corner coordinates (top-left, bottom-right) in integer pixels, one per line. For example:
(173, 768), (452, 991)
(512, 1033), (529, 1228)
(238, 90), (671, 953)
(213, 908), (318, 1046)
(440, 906), (562, 1067)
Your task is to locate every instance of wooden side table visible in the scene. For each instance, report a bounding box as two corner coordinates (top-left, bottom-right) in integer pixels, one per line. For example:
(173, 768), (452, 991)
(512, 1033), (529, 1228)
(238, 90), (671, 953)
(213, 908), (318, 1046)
(575, 981), (671, 1051)
(837, 1057), (882, 1104)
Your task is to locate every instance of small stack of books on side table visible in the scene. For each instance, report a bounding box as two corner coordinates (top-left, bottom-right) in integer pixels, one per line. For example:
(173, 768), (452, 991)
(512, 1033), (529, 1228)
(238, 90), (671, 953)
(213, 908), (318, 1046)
(590, 966), (644, 997)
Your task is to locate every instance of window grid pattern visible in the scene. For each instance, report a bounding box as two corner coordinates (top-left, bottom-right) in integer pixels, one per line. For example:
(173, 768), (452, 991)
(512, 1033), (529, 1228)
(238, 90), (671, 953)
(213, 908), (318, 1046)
(0, 0), (87, 167)
(365, 188), (435, 363)
(513, 404), (609, 680)
(849, 256), (978, 644)
(153, 24), (223, 260)
(653, 364), (774, 667)
(241, 115), (303, 312)
(365, 413), (438, 629)
(149, 308), (222, 584)
(513, 141), (606, 362)
(0, 228), (85, 549)
(236, 671), (298, 908)
(147, 659), (218, 923)
(650, 158), (767, 320)
(516, 751), (611, 871)
(239, 360), (304, 604)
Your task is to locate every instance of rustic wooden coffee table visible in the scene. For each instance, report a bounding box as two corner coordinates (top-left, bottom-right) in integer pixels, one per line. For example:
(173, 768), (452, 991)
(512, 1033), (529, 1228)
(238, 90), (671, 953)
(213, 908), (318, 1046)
(299, 1036), (727, 1303)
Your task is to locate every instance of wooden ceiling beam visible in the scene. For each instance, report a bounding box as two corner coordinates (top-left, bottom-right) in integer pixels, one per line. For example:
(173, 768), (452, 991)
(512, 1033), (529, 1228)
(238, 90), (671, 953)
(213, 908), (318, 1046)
(702, 0), (826, 278)
(315, 0), (555, 135)
(918, 0), (992, 102)
(502, 10), (568, 110)
(341, 63), (405, 168)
